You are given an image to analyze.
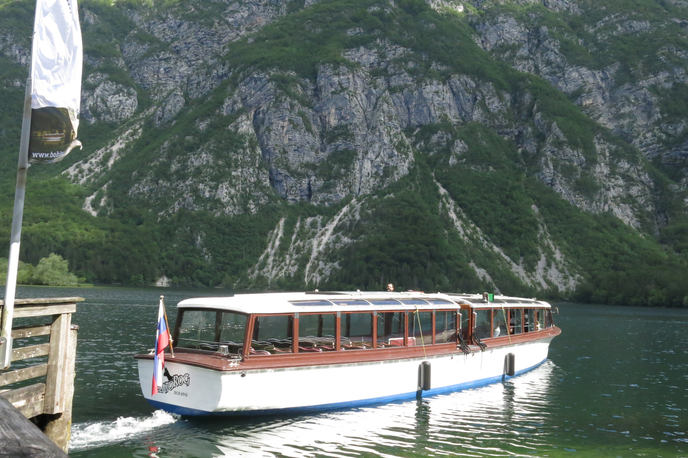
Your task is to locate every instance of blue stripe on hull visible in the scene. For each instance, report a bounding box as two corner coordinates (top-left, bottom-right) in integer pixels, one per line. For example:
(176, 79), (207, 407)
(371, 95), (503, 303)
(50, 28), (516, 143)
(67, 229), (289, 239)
(146, 357), (548, 417)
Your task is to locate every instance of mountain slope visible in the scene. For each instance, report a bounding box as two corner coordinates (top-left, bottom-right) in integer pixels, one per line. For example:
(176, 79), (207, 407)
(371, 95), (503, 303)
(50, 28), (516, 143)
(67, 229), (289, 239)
(0, 0), (687, 305)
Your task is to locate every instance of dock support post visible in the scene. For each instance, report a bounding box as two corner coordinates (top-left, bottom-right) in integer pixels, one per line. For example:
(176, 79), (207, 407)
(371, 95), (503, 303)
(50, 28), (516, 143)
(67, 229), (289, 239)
(42, 324), (78, 452)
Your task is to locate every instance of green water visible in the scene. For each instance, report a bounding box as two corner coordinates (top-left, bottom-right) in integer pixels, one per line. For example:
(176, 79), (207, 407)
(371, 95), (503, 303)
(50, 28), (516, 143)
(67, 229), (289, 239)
(6, 286), (687, 457)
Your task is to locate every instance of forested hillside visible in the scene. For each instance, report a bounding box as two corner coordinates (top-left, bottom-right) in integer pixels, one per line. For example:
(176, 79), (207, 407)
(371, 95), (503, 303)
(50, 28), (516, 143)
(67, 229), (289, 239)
(1, 0), (687, 306)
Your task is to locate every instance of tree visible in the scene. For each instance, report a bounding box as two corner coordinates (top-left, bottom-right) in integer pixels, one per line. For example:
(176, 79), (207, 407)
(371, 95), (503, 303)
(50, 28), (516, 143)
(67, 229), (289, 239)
(0, 258), (35, 285)
(32, 253), (78, 286)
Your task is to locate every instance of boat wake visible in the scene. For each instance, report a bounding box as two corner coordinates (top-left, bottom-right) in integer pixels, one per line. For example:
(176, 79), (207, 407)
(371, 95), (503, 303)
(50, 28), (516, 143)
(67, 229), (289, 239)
(69, 410), (177, 451)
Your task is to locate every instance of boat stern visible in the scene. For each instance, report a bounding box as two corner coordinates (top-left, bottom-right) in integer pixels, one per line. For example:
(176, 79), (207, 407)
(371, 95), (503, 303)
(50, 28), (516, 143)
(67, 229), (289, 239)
(136, 355), (225, 415)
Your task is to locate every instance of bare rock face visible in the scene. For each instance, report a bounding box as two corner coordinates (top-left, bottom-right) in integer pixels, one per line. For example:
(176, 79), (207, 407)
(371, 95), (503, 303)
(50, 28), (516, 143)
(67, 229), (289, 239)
(536, 129), (655, 229)
(121, 0), (288, 101)
(0, 33), (31, 66)
(71, 20), (658, 230)
(81, 74), (139, 124)
(125, 48), (194, 101)
(153, 90), (185, 125)
(52, 0), (688, 291)
(124, 110), (272, 217)
(462, 5), (688, 233)
(223, 62), (416, 206)
(468, 6), (686, 178)
(313, 63), (414, 200)
(214, 35), (536, 209)
(542, 0), (580, 14)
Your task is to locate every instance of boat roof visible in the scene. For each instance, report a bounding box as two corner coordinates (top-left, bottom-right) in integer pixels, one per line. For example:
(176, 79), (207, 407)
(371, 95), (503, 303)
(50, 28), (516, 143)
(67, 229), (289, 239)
(177, 291), (552, 314)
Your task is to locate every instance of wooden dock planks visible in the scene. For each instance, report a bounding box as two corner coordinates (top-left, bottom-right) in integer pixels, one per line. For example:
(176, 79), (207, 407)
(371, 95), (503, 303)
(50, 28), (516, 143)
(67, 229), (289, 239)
(0, 297), (82, 454)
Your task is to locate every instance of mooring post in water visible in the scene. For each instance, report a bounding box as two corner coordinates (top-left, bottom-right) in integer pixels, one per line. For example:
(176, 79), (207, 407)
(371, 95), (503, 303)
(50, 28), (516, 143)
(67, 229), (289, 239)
(1, 75), (32, 370)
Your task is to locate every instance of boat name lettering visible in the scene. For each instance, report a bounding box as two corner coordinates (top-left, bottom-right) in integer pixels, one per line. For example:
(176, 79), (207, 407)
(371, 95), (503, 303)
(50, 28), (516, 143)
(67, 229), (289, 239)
(160, 373), (191, 394)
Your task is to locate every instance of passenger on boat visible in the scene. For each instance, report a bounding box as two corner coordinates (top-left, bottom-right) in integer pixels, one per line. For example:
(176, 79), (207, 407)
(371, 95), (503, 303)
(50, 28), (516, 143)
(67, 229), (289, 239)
(387, 283), (394, 292)
(509, 311), (522, 335)
(493, 320), (505, 337)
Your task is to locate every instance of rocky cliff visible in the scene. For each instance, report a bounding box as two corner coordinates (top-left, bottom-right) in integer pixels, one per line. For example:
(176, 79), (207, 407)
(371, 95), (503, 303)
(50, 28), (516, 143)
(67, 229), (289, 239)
(1, 0), (687, 304)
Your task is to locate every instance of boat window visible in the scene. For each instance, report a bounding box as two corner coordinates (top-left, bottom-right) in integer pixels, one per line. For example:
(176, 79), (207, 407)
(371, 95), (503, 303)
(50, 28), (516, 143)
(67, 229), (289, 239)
(546, 309), (553, 328)
(252, 315), (294, 355)
(299, 314), (336, 352)
(377, 311), (405, 348)
(525, 309), (536, 332)
(219, 312), (248, 347)
(510, 309), (523, 335)
(254, 315), (292, 340)
(290, 300), (333, 306)
(493, 308), (508, 337)
(369, 299), (401, 306)
(409, 311), (433, 345)
(474, 309), (490, 339)
(176, 310), (247, 355)
(459, 309), (469, 341)
(330, 300), (370, 306)
(537, 309), (545, 331)
(341, 313), (373, 350)
(177, 310), (219, 351)
(434, 311), (457, 344)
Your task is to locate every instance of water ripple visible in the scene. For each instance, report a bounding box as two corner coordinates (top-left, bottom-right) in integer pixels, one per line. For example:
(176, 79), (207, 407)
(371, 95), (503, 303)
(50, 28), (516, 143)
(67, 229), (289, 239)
(14, 289), (686, 458)
(70, 410), (177, 452)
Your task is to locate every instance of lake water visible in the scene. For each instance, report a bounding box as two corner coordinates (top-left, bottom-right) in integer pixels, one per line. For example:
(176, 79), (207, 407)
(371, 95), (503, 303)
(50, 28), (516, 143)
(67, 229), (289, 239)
(4, 286), (687, 457)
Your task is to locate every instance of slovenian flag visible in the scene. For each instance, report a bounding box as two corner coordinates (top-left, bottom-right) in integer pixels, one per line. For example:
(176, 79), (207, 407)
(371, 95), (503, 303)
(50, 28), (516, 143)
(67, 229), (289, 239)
(152, 299), (170, 395)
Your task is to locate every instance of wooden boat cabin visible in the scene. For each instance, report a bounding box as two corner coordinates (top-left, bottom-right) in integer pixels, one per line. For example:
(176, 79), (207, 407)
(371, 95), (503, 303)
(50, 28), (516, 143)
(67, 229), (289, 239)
(169, 292), (558, 366)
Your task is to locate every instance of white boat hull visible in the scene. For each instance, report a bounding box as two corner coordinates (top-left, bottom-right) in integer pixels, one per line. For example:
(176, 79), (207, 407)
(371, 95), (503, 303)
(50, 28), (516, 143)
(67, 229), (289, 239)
(137, 338), (553, 416)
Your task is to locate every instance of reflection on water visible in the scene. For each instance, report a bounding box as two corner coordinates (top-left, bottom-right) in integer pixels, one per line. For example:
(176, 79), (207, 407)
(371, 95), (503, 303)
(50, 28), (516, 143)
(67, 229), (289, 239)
(5, 288), (686, 457)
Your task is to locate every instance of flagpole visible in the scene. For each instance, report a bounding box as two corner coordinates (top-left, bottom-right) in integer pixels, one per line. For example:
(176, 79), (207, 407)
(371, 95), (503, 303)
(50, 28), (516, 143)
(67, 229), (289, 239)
(1, 74), (32, 370)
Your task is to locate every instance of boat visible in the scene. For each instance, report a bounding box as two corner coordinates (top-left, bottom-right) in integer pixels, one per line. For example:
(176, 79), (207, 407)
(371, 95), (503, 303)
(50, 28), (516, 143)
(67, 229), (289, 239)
(134, 291), (561, 416)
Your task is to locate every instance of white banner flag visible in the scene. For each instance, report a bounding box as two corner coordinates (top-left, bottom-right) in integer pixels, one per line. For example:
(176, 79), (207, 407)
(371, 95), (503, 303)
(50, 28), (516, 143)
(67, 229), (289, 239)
(28, 0), (83, 164)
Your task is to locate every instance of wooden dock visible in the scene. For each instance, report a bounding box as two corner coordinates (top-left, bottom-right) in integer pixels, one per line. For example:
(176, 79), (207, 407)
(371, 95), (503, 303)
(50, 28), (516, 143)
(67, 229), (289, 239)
(0, 297), (82, 456)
